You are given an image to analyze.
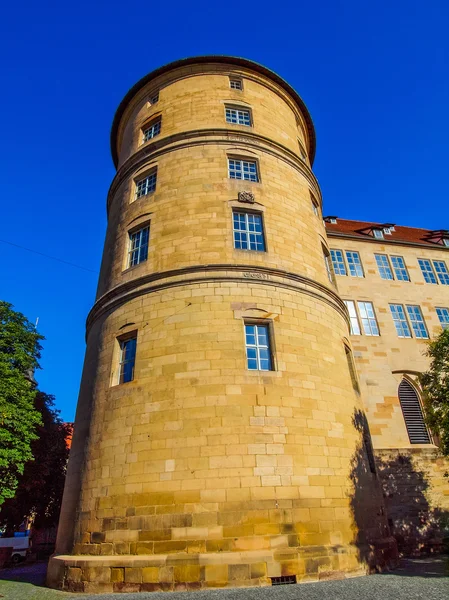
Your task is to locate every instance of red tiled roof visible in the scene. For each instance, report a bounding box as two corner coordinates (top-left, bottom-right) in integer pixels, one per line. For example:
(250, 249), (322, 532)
(324, 218), (449, 248)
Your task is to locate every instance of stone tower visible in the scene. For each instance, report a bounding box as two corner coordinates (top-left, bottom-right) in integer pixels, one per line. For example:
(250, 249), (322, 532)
(48, 56), (395, 592)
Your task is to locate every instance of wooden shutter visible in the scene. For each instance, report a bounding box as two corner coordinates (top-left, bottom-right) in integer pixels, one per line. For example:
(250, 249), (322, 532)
(398, 380), (430, 444)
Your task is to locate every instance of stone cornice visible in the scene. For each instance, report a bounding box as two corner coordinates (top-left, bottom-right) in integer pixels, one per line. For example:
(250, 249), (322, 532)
(106, 129), (322, 216)
(326, 230), (449, 252)
(86, 264), (348, 338)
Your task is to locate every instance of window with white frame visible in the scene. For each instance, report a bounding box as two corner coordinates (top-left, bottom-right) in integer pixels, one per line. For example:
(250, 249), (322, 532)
(330, 249), (347, 276)
(375, 254), (394, 280)
(228, 158), (258, 181)
(391, 256), (410, 281)
(444, 239), (449, 247)
(433, 260), (449, 285)
(344, 300), (361, 335)
(229, 77), (243, 90)
(225, 106), (251, 126)
(245, 323), (273, 371)
(406, 305), (429, 338)
(436, 307), (449, 329)
(135, 171), (157, 199)
(373, 229), (384, 239)
(357, 302), (379, 336)
(142, 118), (161, 142)
(390, 304), (412, 338)
(118, 335), (137, 384)
(346, 251), (364, 277)
(128, 226), (150, 267)
(233, 211), (265, 251)
(418, 259), (437, 284)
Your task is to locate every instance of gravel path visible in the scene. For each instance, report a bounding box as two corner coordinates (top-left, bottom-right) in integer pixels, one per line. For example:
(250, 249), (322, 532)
(0, 557), (447, 600)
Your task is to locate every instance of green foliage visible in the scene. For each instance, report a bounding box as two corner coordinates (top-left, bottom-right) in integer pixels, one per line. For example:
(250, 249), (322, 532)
(0, 301), (44, 505)
(0, 392), (71, 533)
(419, 328), (449, 457)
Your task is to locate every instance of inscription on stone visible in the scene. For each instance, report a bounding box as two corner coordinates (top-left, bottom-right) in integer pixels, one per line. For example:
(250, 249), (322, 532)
(243, 272), (269, 280)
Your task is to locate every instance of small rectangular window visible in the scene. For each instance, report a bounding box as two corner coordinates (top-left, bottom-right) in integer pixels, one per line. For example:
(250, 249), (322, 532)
(344, 300), (361, 335)
(149, 92), (159, 105)
(375, 254), (394, 280)
(418, 259), (437, 284)
(118, 336), (137, 384)
(142, 118), (161, 142)
(135, 171), (157, 199)
(311, 200), (319, 216)
(357, 302), (379, 336)
(373, 229), (384, 239)
(245, 323), (273, 371)
(390, 304), (412, 338)
(391, 256), (409, 281)
(229, 78), (243, 90)
(406, 305), (429, 339)
(128, 226), (149, 267)
(433, 260), (449, 285)
(443, 238), (449, 247)
(228, 158), (258, 182)
(436, 307), (449, 329)
(225, 106), (251, 126)
(233, 211), (265, 251)
(330, 249), (347, 276)
(346, 251), (364, 277)
(298, 140), (307, 161)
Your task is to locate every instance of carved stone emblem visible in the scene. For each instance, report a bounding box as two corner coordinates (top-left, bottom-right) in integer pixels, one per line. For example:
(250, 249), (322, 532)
(238, 191), (255, 204)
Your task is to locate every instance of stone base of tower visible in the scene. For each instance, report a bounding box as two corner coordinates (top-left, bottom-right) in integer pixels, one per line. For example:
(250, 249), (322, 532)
(47, 540), (398, 593)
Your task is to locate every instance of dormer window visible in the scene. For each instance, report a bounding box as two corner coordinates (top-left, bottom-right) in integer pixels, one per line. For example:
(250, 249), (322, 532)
(444, 239), (449, 248)
(373, 229), (384, 239)
(324, 216), (338, 224)
(384, 228), (392, 235)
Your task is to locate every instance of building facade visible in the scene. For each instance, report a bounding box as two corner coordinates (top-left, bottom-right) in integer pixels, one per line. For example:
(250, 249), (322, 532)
(48, 57), (446, 593)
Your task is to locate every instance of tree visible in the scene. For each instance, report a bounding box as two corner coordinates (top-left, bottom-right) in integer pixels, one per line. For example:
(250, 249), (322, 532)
(0, 392), (71, 534)
(419, 328), (449, 458)
(0, 301), (43, 505)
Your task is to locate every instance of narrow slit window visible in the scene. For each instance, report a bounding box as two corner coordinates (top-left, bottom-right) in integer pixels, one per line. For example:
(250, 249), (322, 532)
(233, 211), (265, 251)
(436, 307), (449, 329)
(118, 336), (137, 384)
(357, 302), (379, 336)
(135, 171), (157, 199)
(323, 247), (334, 284)
(406, 305), (429, 338)
(142, 118), (161, 142)
(345, 345), (359, 393)
(346, 251), (364, 277)
(391, 256), (409, 281)
(375, 254), (394, 280)
(228, 158), (258, 181)
(344, 300), (361, 335)
(398, 380), (431, 444)
(330, 249), (347, 276)
(390, 304), (411, 338)
(418, 259), (437, 284)
(128, 226), (150, 267)
(225, 106), (251, 126)
(433, 260), (449, 285)
(245, 323), (273, 371)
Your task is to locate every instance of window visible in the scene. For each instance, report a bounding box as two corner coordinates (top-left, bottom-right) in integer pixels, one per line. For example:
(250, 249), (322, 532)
(383, 227), (392, 235)
(142, 118), (161, 142)
(149, 92), (159, 105)
(375, 254), (394, 280)
(128, 226), (149, 267)
(357, 302), (379, 336)
(443, 238), (449, 248)
(229, 78), (243, 90)
(398, 380), (431, 444)
(436, 307), (449, 329)
(135, 171), (157, 199)
(323, 247), (334, 284)
(345, 345), (359, 393)
(225, 106), (251, 126)
(298, 140), (307, 161)
(245, 323), (273, 371)
(418, 259), (437, 284)
(228, 158), (258, 181)
(233, 211), (265, 251)
(406, 305), (428, 338)
(312, 200), (319, 216)
(346, 251), (364, 277)
(344, 300), (361, 335)
(373, 229), (384, 239)
(330, 249), (347, 276)
(118, 336), (137, 384)
(391, 256), (409, 281)
(433, 260), (449, 285)
(390, 304), (411, 338)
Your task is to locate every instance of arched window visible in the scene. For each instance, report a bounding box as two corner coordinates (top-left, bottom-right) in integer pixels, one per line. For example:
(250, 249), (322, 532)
(398, 379), (431, 444)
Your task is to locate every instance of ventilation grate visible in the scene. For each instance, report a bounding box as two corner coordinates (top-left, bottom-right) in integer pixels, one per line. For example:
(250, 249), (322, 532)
(270, 576), (297, 586)
(398, 380), (431, 444)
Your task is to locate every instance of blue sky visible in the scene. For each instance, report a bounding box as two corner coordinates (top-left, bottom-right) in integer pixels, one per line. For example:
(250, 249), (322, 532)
(1, 1), (448, 421)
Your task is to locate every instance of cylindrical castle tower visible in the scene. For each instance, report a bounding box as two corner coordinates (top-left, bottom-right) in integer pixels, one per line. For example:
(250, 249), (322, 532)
(48, 57), (395, 592)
